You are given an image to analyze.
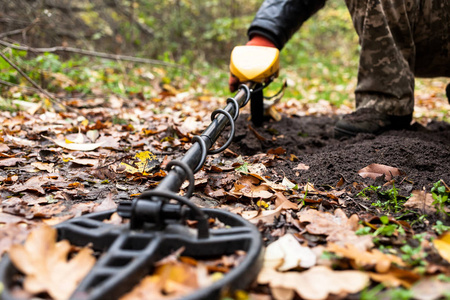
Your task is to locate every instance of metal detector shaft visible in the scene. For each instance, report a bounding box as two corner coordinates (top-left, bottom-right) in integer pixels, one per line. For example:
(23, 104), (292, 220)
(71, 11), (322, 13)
(155, 82), (255, 193)
(117, 83), (256, 227)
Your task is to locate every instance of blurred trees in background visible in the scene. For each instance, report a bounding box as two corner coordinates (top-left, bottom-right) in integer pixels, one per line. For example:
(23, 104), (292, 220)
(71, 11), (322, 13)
(0, 0), (263, 64)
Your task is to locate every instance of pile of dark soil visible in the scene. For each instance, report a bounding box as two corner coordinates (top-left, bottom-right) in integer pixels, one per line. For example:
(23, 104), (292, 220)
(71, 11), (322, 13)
(231, 114), (450, 192)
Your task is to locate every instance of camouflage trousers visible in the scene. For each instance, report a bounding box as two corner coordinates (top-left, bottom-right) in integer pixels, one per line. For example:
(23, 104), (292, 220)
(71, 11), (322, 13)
(345, 0), (450, 115)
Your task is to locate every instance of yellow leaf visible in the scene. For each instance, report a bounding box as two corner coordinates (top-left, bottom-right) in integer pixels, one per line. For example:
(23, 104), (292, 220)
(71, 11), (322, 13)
(433, 232), (450, 263)
(119, 151), (160, 175)
(80, 119), (89, 127)
(257, 200), (269, 209)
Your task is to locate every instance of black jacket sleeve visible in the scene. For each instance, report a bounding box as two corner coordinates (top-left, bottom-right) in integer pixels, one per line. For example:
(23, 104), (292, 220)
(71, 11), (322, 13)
(248, 0), (327, 49)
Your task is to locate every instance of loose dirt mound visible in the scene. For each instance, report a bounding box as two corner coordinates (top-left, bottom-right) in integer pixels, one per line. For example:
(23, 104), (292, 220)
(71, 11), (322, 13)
(231, 114), (450, 191)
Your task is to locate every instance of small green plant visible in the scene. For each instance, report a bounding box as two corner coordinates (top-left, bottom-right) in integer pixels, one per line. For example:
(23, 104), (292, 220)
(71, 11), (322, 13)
(235, 162), (249, 173)
(433, 220), (450, 235)
(396, 210), (428, 226)
(431, 180), (450, 216)
(112, 116), (128, 125)
(355, 226), (372, 235)
(357, 185), (381, 200)
(320, 251), (339, 260)
(384, 287), (413, 300)
(373, 215), (405, 237)
(0, 97), (19, 112)
(360, 183), (405, 213)
(411, 213), (428, 226)
(359, 284), (384, 300)
(298, 183), (311, 206)
(437, 274), (450, 282)
(400, 234), (428, 268)
(356, 216), (406, 237)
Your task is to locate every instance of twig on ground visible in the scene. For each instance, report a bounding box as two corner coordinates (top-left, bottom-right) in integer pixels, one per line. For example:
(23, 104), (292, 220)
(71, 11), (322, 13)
(0, 19), (39, 39)
(0, 28), (28, 39)
(96, 154), (133, 170)
(0, 78), (36, 90)
(0, 51), (57, 101)
(346, 195), (371, 211)
(0, 50), (80, 114)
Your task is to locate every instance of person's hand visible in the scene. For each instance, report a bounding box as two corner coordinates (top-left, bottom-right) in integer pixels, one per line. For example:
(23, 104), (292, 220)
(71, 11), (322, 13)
(229, 35), (276, 92)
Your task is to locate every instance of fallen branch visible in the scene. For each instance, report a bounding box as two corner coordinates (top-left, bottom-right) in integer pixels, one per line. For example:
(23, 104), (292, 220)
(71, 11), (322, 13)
(0, 19), (39, 39)
(0, 78), (41, 92)
(0, 51), (56, 101)
(0, 51), (78, 114)
(0, 29), (28, 39)
(0, 39), (187, 71)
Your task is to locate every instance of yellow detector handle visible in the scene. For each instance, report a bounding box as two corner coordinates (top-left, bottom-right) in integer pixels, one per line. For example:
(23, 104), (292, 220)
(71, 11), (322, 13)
(230, 45), (280, 83)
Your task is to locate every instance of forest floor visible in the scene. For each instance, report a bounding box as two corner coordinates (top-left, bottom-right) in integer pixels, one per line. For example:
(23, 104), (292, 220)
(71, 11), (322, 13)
(0, 76), (450, 300)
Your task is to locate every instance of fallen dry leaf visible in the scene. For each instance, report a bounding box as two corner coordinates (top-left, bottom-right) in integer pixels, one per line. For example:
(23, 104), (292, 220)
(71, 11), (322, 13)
(6, 134), (36, 147)
(44, 135), (105, 151)
(121, 249), (211, 300)
(274, 192), (299, 210)
(368, 267), (421, 288)
(93, 193), (118, 212)
(86, 129), (99, 142)
(433, 231), (450, 263)
(293, 163), (309, 170)
(298, 209), (373, 251)
(0, 157), (26, 167)
(410, 276), (450, 300)
(0, 212), (26, 224)
(9, 224), (96, 299)
(0, 143), (10, 152)
(176, 116), (203, 137)
(31, 162), (55, 173)
(241, 206), (283, 224)
(326, 242), (405, 273)
(267, 147), (286, 155)
(6, 175), (51, 195)
(258, 265), (369, 300)
(358, 163), (402, 181)
(281, 177), (297, 189)
(230, 175), (273, 199)
(266, 233), (316, 271)
(271, 287), (295, 300)
(403, 189), (447, 213)
(0, 223), (32, 256)
(70, 158), (99, 167)
(247, 163), (267, 175)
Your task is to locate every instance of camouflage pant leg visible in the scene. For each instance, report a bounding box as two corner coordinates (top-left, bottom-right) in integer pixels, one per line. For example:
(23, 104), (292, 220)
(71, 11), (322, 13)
(344, 0), (450, 116)
(414, 1), (450, 77)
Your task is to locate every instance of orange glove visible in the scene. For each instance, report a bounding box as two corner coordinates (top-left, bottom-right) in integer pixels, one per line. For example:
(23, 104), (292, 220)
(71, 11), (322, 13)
(228, 35), (277, 92)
